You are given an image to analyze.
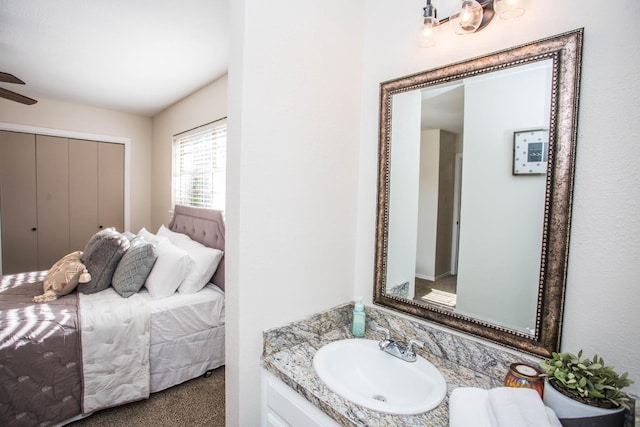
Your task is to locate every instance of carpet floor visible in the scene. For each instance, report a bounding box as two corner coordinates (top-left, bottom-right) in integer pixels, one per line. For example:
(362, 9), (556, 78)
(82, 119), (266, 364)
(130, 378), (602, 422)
(69, 366), (225, 426)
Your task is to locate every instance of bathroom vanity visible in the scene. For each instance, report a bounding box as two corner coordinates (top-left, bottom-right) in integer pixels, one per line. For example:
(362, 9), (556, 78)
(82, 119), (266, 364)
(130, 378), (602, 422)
(260, 27), (638, 427)
(261, 302), (538, 426)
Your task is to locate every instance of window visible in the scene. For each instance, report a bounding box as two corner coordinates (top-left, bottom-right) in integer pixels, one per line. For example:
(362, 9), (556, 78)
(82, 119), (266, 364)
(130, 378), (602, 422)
(172, 119), (226, 211)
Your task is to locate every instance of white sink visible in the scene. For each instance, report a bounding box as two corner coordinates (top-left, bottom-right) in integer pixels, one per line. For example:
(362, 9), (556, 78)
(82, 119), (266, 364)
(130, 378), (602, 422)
(312, 339), (447, 415)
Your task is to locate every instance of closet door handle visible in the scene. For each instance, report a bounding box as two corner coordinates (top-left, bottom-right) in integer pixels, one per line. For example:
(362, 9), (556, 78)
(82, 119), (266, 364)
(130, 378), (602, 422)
(31, 227), (37, 231)
(99, 225), (104, 229)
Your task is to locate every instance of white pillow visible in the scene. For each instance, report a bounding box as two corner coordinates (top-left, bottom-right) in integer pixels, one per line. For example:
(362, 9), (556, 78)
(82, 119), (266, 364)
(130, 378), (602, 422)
(179, 240), (223, 294)
(144, 235), (192, 298)
(157, 225), (223, 294)
(157, 224), (190, 245)
(138, 227), (158, 243)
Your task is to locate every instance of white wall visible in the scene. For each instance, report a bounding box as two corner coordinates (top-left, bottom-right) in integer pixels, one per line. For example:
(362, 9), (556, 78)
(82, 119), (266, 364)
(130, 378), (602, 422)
(150, 75), (228, 230)
(227, 1), (365, 425)
(387, 90), (422, 297)
(0, 98), (152, 232)
(455, 65), (549, 332)
(416, 129), (440, 280)
(354, 0), (640, 397)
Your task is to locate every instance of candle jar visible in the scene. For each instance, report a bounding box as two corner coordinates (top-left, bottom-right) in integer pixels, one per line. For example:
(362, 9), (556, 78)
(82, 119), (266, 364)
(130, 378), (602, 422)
(504, 363), (544, 398)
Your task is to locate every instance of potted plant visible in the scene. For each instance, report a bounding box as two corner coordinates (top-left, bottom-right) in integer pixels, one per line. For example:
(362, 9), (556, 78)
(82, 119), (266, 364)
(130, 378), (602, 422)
(539, 350), (634, 427)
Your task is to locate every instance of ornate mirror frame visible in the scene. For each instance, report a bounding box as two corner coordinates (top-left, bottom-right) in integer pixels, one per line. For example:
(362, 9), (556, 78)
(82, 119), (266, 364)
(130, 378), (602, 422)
(374, 29), (583, 357)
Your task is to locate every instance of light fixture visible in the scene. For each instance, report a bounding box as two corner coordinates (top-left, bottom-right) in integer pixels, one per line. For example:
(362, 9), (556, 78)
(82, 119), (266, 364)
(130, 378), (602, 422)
(494, 0), (526, 19)
(418, 0), (440, 48)
(451, 0), (484, 34)
(418, 0), (527, 48)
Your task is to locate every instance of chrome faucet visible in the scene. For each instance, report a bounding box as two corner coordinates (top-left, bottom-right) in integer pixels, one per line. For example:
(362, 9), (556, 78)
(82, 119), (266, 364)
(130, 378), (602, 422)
(374, 325), (394, 350)
(374, 325), (425, 362)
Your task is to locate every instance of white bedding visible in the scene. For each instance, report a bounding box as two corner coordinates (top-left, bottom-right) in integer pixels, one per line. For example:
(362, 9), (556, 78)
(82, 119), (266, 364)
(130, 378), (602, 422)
(79, 289), (151, 413)
(78, 283), (225, 411)
(138, 283), (225, 344)
(140, 283), (225, 392)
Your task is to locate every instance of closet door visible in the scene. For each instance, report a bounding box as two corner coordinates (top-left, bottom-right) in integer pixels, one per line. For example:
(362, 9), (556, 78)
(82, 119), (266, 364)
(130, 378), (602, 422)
(69, 139), (98, 251)
(98, 142), (124, 231)
(0, 131), (38, 274)
(36, 135), (70, 270)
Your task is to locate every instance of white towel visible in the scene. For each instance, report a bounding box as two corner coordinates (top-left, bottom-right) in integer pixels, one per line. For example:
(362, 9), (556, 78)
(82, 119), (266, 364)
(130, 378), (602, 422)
(449, 387), (496, 427)
(488, 387), (562, 427)
(449, 387), (562, 427)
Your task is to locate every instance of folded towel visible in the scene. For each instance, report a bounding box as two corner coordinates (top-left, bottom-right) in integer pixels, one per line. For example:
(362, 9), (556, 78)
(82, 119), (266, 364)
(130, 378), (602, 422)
(449, 387), (562, 427)
(449, 387), (495, 427)
(488, 387), (562, 427)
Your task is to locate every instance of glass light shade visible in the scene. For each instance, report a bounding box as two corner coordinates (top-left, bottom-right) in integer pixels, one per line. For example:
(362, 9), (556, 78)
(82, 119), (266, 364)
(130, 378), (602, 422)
(452, 0), (483, 34)
(494, 0), (526, 19)
(418, 17), (439, 48)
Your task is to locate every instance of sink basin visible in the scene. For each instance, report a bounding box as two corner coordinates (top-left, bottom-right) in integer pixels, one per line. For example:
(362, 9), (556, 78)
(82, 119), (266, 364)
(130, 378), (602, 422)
(312, 339), (447, 414)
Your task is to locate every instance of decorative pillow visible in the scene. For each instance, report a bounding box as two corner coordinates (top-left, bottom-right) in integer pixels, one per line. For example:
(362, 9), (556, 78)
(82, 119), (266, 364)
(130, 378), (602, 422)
(122, 231), (137, 241)
(157, 224), (224, 294)
(144, 235), (192, 298)
(78, 228), (130, 294)
(112, 237), (158, 298)
(33, 251), (91, 303)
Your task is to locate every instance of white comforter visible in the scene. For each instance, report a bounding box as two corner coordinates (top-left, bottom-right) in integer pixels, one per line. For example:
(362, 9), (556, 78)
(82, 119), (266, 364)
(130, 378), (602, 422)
(78, 289), (151, 413)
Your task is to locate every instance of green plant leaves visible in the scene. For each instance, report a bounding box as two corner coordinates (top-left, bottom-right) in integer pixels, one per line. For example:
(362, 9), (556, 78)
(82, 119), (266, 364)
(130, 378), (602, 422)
(539, 349), (634, 410)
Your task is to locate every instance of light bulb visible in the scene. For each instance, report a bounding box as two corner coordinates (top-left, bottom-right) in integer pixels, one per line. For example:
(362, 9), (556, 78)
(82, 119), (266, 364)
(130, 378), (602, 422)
(494, 0), (526, 19)
(418, 0), (439, 48)
(452, 0), (483, 34)
(418, 16), (439, 48)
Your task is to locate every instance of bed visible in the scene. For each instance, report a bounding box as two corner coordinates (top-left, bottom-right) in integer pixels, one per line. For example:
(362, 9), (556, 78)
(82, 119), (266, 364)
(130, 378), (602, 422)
(0, 205), (225, 427)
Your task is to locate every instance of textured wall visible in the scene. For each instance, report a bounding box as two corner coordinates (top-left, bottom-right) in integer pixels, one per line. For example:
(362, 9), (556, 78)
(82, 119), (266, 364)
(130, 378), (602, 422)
(226, 1), (365, 425)
(226, 2), (640, 425)
(353, 0), (640, 397)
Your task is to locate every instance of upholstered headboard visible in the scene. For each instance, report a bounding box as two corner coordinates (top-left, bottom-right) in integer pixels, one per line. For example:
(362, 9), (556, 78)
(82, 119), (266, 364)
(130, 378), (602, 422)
(168, 205), (225, 290)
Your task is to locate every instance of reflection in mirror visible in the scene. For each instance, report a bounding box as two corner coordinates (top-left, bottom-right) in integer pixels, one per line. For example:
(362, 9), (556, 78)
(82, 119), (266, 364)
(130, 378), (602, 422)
(374, 30), (583, 357)
(391, 60), (553, 335)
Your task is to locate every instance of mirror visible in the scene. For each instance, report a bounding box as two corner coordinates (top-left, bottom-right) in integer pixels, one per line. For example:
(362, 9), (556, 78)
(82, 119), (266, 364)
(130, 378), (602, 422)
(374, 29), (583, 357)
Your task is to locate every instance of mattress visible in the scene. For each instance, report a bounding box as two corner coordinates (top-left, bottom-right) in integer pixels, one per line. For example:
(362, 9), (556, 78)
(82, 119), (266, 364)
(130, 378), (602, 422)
(137, 283), (225, 392)
(138, 283), (225, 344)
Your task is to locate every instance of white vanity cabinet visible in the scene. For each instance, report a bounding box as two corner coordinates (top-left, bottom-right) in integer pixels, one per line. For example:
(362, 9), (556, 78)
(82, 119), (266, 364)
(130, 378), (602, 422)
(262, 370), (340, 427)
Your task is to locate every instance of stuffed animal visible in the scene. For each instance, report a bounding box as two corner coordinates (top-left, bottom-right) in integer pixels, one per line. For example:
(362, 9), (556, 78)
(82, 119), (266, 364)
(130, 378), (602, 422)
(33, 251), (91, 303)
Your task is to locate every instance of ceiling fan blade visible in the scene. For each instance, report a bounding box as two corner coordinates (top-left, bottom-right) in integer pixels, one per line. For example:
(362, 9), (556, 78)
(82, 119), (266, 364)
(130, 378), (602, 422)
(0, 72), (25, 85)
(0, 87), (38, 105)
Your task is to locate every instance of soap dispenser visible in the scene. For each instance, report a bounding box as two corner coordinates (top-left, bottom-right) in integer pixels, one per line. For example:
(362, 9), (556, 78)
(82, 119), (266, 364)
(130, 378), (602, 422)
(352, 297), (366, 337)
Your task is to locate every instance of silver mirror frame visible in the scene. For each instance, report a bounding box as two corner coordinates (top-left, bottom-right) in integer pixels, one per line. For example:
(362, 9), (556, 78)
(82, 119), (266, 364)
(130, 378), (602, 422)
(374, 29), (583, 357)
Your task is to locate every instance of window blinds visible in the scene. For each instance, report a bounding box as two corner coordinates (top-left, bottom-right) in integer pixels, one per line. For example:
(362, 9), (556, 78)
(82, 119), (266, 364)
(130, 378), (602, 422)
(172, 119), (226, 211)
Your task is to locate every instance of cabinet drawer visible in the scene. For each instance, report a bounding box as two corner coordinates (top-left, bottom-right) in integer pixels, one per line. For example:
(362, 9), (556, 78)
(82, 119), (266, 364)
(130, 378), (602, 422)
(263, 370), (339, 427)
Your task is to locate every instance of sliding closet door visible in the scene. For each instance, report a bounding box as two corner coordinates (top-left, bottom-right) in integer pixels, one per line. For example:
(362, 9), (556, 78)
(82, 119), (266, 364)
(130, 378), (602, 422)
(1, 133), (125, 273)
(98, 142), (124, 231)
(0, 131), (38, 274)
(36, 135), (70, 270)
(69, 139), (99, 251)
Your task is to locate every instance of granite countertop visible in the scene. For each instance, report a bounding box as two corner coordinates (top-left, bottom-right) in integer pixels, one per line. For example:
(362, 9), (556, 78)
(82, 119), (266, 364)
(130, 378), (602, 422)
(262, 303), (638, 427)
(263, 340), (501, 426)
(261, 304), (511, 426)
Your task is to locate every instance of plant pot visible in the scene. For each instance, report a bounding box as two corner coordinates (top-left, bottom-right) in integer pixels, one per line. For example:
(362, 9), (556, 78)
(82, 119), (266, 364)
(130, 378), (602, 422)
(542, 379), (626, 427)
